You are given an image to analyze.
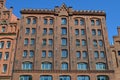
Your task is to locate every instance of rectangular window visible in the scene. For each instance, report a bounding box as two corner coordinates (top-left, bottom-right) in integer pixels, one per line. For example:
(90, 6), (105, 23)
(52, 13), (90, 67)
(94, 51), (99, 58)
(61, 18), (67, 25)
(91, 20), (95, 26)
(0, 52), (2, 60)
(42, 39), (46, 46)
(92, 29), (96, 36)
(98, 30), (102, 36)
(99, 40), (103, 47)
(27, 18), (31, 24)
(61, 28), (67, 35)
(2, 64), (7, 73)
(76, 39), (80, 46)
(82, 51), (87, 58)
(24, 38), (28, 45)
(118, 51), (120, 56)
(48, 51), (53, 58)
(32, 28), (36, 34)
(49, 39), (53, 46)
(100, 51), (105, 58)
(44, 19), (47, 24)
(30, 38), (35, 45)
(96, 19), (101, 26)
(81, 29), (85, 35)
(6, 41), (11, 48)
(82, 40), (86, 46)
(33, 18), (37, 24)
(4, 52), (9, 60)
(30, 50), (34, 58)
(75, 29), (79, 35)
(75, 19), (78, 25)
(43, 28), (47, 35)
(25, 28), (30, 34)
(61, 38), (67, 46)
(49, 28), (53, 35)
(62, 49), (68, 58)
(76, 51), (80, 58)
(1, 26), (5, 32)
(50, 19), (53, 25)
(42, 51), (46, 58)
(0, 41), (4, 48)
(23, 50), (27, 58)
(93, 40), (97, 47)
(80, 19), (85, 25)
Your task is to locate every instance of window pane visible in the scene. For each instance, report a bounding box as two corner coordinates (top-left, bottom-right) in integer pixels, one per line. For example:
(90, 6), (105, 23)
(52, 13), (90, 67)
(41, 62), (52, 70)
(40, 76), (52, 80)
(33, 18), (36, 24)
(23, 50), (27, 58)
(42, 51), (46, 58)
(91, 20), (95, 26)
(77, 63), (87, 70)
(24, 39), (28, 45)
(80, 19), (84, 25)
(49, 28), (53, 35)
(25, 28), (30, 34)
(96, 63), (106, 70)
(49, 39), (53, 46)
(50, 19), (53, 25)
(44, 19), (47, 24)
(61, 18), (67, 25)
(81, 29), (85, 35)
(94, 51), (99, 58)
(32, 28), (36, 34)
(20, 75), (32, 80)
(75, 29), (79, 35)
(76, 39), (80, 46)
(97, 76), (109, 80)
(75, 19), (78, 25)
(92, 29), (96, 36)
(98, 30), (102, 36)
(82, 40), (86, 46)
(30, 39), (35, 45)
(1, 26), (5, 32)
(96, 19), (101, 26)
(59, 76), (70, 80)
(27, 18), (31, 24)
(48, 51), (53, 58)
(4, 52), (9, 60)
(76, 51), (80, 58)
(99, 40), (103, 47)
(42, 39), (46, 46)
(2, 64), (7, 73)
(43, 28), (47, 35)
(61, 28), (67, 35)
(0, 52), (2, 60)
(22, 62), (32, 70)
(30, 50), (34, 58)
(93, 40), (97, 47)
(6, 41), (11, 48)
(100, 51), (105, 58)
(61, 38), (67, 46)
(77, 76), (90, 80)
(0, 41), (4, 48)
(61, 63), (68, 70)
(82, 51), (87, 58)
(62, 49), (68, 58)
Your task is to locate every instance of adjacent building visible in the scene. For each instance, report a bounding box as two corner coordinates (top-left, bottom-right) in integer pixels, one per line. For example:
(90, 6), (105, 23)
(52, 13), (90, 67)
(12, 4), (115, 80)
(0, 0), (18, 80)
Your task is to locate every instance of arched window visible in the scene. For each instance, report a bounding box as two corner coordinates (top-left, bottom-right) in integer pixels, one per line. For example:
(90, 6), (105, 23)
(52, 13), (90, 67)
(41, 62), (52, 70)
(61, 62), (68, 70)
(22, 62), (33, 70)
(77, 75), (90, 80)
(77, 63), (88, 70)
(96, 63), (106, 70)
(40, 75), (52, 80)
(20, 75), (32, 80)
(97, 75), (109, 80)
(59, 75), (70, 80)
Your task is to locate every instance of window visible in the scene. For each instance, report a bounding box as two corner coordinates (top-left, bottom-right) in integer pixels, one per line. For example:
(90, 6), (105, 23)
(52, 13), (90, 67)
(42, 51), (46, 58)
(77, 76), (90, 80)
(0, 41), (4, 48)
(43, 28), (47, 35)
(76, 39), (80, 46)
(44, 19), (47, 24)
(75, 19), (78, 25)
(98, 30), (102, 36)
(32, 28), (36, 34)
(0, 52), (2, 60)
(61, 18), (67, 25)
(99, 40), (103, 47)
(91, 20), (95, 26)
(97, 76), (109, 80)
(81, 29), (85, 35)
(30, 38), (35, 45)
(50, 19), (53, 25)
(76, 51), (80, 58)
(49, 28), (53, 35)
(23, 50), (27, 58)
(59, 76), (70, 80)
(42, 39), (46, 46)
(48, 51), (53, 58)
(82, 40), (86, 46)
(30, 50), (34, 58)
(27, 18), (31, 24)
(94, 51), (99, 58)
(82, 51), (87, 58)
(61, 28), (67, 35)
(93, 40), (97, 47)
(61, 49), (68, 58)
(25, 28), (30, 34)
(24, 38), (28, 45)
(77, 63), (88, 70)
(6, 41), (11, 48)
(20, 75), (32, 80)
(40, 75), (52, 80)
(61, 38), (67, 46)
(92, 29), (96, 36)
(4, 52), (9, 60)
(33, 18), (37, 24)
(1, 26), (5, 32)
(41, 62), (52, 70)
(22, 62), (33, 70)
(80, 19), (85, 25)
(61, 62), (68, 70)
(100, 51), (105, 58)
(96, 19), (101, 26)
(75, 29), (79, 35)
(96, 63), (106, 70)
(2, 64), (7, 73)
(49, 39), (53, 46)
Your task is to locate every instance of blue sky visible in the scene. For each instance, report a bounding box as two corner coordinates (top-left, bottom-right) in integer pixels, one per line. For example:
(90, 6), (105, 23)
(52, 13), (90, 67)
(6, 0), (120, 44)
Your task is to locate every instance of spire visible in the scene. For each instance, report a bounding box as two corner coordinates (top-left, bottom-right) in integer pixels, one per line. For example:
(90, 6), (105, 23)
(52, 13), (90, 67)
(61, 3), (67, 9)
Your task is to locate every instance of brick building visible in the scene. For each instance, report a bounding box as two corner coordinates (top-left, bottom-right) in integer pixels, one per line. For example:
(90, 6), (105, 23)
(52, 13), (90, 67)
(0, 0), (18, 80)
(12, 4), (115, 80)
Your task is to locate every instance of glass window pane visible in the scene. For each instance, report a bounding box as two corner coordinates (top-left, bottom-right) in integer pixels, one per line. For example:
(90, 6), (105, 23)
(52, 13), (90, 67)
(61, 28), (67, 35)
(62, 49), (68, 58)
(61, 18), (67, 25)
(61, 38), (67, 46)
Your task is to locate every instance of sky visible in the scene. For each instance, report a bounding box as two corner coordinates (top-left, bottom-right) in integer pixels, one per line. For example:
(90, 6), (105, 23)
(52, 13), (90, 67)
(5, 0), (120, 44)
